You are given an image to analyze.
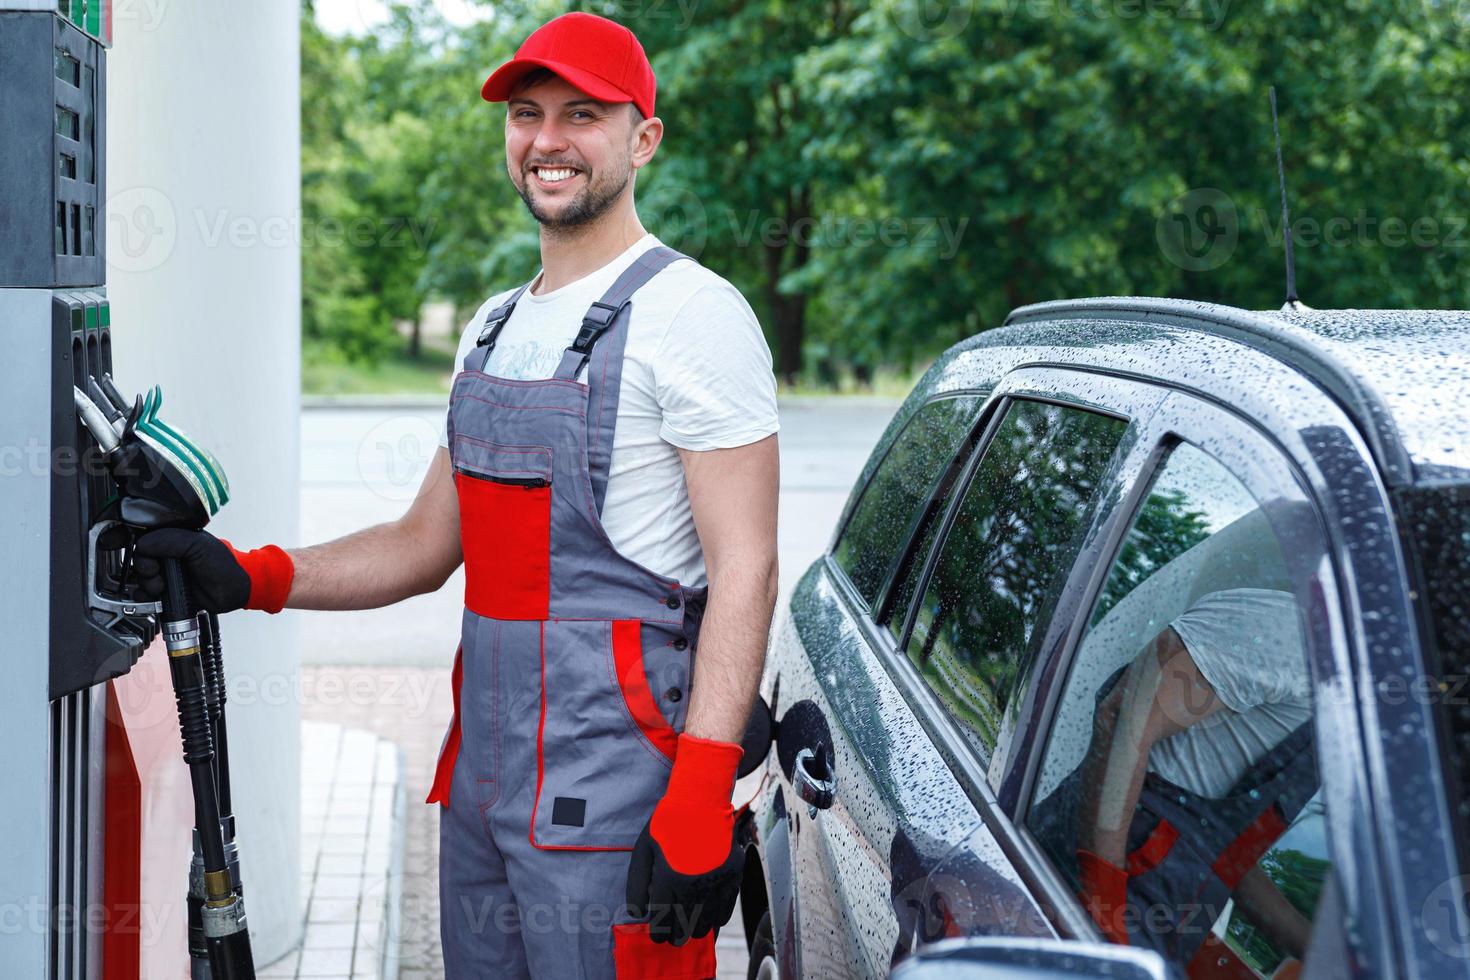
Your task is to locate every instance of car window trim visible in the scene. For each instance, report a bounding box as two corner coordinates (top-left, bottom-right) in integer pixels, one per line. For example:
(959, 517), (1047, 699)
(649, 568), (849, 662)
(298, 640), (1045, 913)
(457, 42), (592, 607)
(873, 395), (1010, 635)
(889, 393), (1133, 651)
(994, 428), (1174, 814)
(830, 390), (989, 615)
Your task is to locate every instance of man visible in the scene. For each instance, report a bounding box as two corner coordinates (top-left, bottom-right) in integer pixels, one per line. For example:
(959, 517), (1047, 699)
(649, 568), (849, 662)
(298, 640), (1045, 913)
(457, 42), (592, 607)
(1072, 588), (1318, 974)
(134, 12), (780, 978)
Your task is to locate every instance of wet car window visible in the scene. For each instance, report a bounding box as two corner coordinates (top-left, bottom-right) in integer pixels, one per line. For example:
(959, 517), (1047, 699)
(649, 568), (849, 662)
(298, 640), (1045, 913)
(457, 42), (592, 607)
(1025, 442), (1331, 977)
(1399, 484), (1470, 848)
(903, 400), (1125, 764)
(834, 395), (982, 606)
(885, 480), (952, 637)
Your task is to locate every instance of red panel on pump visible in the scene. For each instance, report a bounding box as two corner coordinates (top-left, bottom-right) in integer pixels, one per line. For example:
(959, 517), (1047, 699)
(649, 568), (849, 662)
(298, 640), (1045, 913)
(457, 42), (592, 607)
(102, 681), (141, 980)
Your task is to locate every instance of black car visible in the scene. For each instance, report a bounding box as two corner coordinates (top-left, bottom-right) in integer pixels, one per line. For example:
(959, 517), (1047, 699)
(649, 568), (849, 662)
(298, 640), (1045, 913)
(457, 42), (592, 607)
(735, 298), (1470, 980)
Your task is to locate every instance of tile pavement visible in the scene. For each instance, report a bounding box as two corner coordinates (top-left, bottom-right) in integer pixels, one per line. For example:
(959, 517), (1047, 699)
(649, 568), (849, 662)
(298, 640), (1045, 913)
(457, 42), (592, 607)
(257, 721), (406, 980)
(292, 665), (749, 979)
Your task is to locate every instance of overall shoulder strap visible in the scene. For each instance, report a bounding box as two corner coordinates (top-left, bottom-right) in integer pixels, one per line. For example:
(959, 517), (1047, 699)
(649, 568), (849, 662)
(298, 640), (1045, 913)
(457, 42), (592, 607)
(467, 280), (534, 373)
(553, 246), (689, 382)
(558, 245), (690, 516)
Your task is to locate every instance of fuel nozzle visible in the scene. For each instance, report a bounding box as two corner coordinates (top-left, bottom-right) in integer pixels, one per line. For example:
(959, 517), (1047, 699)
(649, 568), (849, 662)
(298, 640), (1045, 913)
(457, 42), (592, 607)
(73, 379), (230, 531)
(73, 385), (121, 454)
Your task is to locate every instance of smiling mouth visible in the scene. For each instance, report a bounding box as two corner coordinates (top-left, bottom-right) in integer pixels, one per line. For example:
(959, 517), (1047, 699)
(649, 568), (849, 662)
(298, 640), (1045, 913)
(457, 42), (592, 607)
(529, 165), (582, 185)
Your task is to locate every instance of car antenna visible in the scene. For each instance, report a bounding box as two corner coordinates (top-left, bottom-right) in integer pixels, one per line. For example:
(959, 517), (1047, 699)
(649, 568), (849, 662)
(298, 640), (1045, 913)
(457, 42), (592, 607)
(1270, 86), (1310, 311)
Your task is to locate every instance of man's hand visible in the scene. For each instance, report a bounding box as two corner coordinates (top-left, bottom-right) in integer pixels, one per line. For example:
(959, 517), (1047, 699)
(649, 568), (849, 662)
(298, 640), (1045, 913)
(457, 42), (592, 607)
(132, 528), (294, 614)
(625, 734), (744, 944)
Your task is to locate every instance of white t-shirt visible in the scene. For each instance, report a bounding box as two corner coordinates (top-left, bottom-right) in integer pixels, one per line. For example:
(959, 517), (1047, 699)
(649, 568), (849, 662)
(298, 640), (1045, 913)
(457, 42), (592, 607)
(1147, 588), (1314, 797)
(440, 234), (779, 588)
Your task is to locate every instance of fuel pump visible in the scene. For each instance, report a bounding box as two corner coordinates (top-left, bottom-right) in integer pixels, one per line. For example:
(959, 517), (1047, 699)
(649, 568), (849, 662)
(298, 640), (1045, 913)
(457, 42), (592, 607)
(1, 3), (255, 977)
(73, 381), (258, 978)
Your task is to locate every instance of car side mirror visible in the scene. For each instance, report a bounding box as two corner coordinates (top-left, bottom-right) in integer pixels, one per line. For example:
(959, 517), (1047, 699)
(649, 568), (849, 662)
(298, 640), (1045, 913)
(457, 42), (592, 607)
(890, 938), (1180, 980)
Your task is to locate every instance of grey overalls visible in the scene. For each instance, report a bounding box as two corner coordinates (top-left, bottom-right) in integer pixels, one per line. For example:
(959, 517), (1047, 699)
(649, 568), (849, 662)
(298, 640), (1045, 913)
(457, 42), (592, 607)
(426, 246), (717, 979)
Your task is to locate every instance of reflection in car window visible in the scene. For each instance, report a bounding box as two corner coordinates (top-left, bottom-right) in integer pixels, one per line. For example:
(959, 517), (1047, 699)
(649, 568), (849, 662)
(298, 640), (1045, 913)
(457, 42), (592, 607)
(834, 395), (981, 606)
(904, 400), (1126, 763)
(1026, 442), (1331, 978)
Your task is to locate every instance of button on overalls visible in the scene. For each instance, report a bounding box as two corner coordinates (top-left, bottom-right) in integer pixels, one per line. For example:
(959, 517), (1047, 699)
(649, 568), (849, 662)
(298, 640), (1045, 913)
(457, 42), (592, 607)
(427, 247), (717, 979)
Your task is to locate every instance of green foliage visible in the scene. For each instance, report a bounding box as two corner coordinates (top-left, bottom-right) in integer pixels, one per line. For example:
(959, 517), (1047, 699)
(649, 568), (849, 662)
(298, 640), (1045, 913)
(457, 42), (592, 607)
(1227, 838), (1331, 971)
(301, 0), (1470, 384)
(1092, 488), (1214, 624)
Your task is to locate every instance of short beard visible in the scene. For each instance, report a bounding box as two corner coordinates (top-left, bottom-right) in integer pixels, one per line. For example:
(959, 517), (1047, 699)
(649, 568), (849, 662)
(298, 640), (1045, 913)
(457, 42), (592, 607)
(517, 161), (631, 230)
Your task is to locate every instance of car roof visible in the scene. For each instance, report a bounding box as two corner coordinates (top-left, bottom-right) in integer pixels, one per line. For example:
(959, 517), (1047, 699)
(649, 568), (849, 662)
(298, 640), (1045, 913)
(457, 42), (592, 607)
(969, 298), (1470, 488)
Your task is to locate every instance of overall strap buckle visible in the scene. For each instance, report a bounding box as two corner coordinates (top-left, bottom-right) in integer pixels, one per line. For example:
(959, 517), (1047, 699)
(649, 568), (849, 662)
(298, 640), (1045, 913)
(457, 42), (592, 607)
(476, 312), (510, 348)
(472, 281), (533, 371)
(572, 301), (625, 353)
(560, 246), (690, 383)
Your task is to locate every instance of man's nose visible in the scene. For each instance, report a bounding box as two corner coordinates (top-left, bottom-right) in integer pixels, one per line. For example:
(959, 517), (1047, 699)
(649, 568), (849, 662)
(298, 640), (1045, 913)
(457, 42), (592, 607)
(531, 117), (570, 155)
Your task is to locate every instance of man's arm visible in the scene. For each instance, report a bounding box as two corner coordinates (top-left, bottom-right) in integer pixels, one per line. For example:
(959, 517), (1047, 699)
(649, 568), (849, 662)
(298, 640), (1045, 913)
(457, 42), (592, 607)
(1079, 626), (1226, 864)
(676, 434), (780, 743)
(283, 446), (462, 610)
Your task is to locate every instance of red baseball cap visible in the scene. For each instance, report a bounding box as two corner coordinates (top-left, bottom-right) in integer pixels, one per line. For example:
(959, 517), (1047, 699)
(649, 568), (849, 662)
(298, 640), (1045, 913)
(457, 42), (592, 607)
(481, 12), (656, 119)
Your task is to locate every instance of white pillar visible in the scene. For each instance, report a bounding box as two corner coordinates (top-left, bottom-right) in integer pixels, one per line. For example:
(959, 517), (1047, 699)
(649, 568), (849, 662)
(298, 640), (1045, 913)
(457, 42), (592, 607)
(106, 0), (302, 969)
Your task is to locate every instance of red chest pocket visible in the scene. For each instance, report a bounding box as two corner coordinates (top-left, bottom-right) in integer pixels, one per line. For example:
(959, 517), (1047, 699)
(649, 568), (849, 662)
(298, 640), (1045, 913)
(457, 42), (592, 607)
(454, 437), (552, 620)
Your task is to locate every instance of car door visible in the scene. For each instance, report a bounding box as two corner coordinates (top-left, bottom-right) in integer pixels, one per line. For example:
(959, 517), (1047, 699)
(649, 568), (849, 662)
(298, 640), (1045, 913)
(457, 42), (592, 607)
(985, 388), (1394, 978)
(776, 373), (1167, 976)
(773, 391), (996, 979)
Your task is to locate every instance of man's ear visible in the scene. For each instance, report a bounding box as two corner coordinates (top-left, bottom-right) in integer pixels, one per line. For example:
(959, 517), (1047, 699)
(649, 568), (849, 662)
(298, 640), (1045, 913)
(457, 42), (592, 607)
(631, 116), (664, 170)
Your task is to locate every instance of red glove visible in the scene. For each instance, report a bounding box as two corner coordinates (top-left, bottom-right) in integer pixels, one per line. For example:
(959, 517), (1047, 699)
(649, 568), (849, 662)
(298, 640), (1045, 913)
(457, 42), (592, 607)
(220, 539), (296, 613)
(1076, 849), (1130, 945)
(626, 733), (744, 944)
(133, 529), (294, 614)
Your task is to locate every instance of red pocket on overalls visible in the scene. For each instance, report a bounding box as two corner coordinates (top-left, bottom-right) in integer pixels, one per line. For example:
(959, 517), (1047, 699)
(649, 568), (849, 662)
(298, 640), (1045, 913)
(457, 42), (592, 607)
(611, 923), (716, 979)
(453, 437), (553, 620)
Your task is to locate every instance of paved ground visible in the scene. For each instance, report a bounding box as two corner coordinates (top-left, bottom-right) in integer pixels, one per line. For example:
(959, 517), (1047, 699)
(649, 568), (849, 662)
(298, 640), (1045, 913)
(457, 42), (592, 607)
(295, 398), (898, 978)
(260, 722), (405, 980)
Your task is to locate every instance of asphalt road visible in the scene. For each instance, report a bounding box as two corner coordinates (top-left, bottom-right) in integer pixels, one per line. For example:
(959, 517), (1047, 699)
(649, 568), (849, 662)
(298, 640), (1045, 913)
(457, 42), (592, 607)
(297, 398), (898, 666)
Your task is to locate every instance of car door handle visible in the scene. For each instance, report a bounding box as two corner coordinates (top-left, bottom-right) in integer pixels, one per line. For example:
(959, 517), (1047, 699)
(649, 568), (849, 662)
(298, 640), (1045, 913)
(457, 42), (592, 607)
(794, 747), (835, 811)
